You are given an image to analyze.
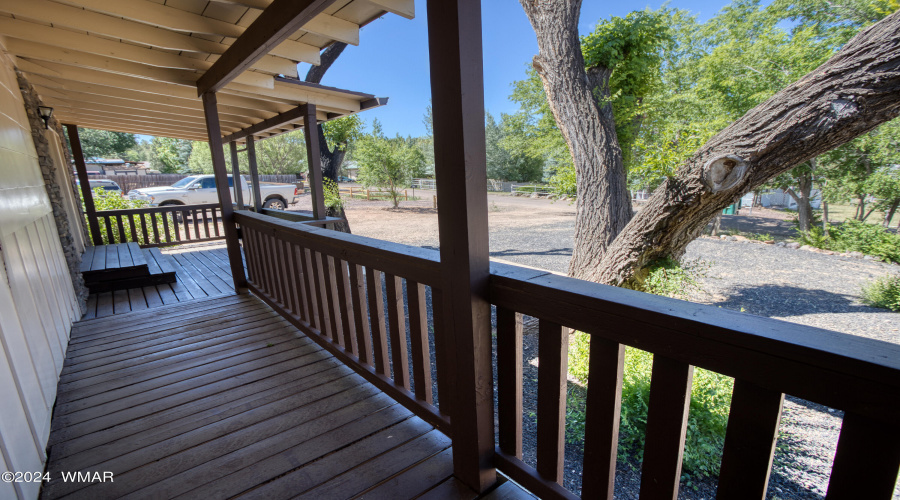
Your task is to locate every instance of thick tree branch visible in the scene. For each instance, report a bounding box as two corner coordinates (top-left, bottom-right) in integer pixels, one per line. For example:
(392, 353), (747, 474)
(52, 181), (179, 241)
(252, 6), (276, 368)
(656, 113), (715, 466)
(597, 11), (900, 286)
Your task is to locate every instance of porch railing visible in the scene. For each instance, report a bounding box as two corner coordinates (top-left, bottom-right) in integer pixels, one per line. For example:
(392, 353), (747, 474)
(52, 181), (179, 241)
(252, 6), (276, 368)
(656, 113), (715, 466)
(87, 203), (226, 248)
(234, 209), (900, 499)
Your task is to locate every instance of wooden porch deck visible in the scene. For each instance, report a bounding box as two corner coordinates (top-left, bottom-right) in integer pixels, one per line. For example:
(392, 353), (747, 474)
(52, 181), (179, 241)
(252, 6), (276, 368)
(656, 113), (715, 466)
(81, 244), (242, 319)
(47, 293), (525, 499)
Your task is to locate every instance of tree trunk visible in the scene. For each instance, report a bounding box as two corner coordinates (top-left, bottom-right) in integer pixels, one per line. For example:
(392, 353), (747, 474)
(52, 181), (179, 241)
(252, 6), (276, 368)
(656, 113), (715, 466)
(823, 200), (829, 229)
(710, 214), (722, 236)
(884, 199), (899, 228)
(519, 0), (633, 281)
(305, 42), (352, 234)
(595, 12), (900, 286)
(856, 197), (866, 221)
(785, 166), (814, 233)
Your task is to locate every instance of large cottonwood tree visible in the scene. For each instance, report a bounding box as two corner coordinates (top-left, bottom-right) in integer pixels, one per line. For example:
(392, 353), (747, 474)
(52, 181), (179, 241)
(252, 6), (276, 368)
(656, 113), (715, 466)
(519, 0), (900, 286)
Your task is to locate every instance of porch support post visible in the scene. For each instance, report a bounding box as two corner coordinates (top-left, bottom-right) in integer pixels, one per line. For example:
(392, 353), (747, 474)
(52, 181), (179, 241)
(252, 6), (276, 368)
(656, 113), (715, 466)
(302, 104), (326, 220)
(229, 141), (245, 209)
(201, 91), (247, 292)
(65, 123), (103, 245)
(246, 136), (263, 212)
(427, 0), (495, 492)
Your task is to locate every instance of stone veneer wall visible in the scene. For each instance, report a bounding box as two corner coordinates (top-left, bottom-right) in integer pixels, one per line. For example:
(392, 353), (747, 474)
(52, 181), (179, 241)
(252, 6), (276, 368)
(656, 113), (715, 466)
(15, 69), (89, 314)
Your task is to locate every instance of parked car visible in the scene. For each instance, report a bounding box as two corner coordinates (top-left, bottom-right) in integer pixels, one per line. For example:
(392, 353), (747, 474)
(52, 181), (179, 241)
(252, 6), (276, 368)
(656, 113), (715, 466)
(76, 179), (122, 195)
(127, 175), (298, 209)
(337, 176), (353, 182)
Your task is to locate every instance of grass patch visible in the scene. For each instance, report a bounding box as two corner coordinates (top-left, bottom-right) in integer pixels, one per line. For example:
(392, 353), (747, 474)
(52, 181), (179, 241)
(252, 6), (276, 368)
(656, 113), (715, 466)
(566, 258), (732, 483)
(861, 274), (900, 311)
(797, 220), (900, 263)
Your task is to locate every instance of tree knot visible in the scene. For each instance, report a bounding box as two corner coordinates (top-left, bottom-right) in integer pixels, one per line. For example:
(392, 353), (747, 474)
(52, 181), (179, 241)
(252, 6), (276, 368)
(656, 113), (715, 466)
(701, 154), (748, 193)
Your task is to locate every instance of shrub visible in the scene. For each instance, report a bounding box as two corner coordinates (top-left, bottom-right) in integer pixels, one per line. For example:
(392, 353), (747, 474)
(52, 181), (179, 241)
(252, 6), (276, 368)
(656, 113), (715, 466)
(567, 337), (733, 480)
(642, 258), (709, 300)
(85, 188), (169, 245)
(861, 274), (900, 311)
(797, 220), (900, 263)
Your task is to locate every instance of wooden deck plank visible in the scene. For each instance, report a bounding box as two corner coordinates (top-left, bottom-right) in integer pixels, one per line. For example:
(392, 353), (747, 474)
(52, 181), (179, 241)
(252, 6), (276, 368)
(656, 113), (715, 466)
(127, 287), (148, 312)
(295, 429), (452, 500)
(415, 477), (479, 500)
(83, 295), (97, 320)
(479, 481), (538, 500)
(53, 332), (320, 419)
(155, 283), (180, 304)
(61, 315), (291, 385)
(50, 365), (353, 462)
(128, 242), (147, 267)
(90, 244), (106, 271)
(45, 377), (381, 499)
(106, 242), (120, 269)
(95, 292), (114, 318)
(357, 447), (455, 499)
(79, 247), (94, 273)
(57, 325), (305, 404)
(53, 273), (465, 500)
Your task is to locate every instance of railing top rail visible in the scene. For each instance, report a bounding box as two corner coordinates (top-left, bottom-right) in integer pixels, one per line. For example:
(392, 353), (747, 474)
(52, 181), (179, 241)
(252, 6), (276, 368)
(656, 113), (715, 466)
(235, 210), (442, 287)
(489, 261), (900, 423)
(95, 203), (220, 216)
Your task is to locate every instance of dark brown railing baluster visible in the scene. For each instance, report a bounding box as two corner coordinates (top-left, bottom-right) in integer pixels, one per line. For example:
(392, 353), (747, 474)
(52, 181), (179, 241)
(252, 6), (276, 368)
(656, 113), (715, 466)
(278, 239), (298, 315)
(212, 208), (220, 237)
(581, 337), (626, 499)
(104, 215), (114, 243)
(162, 210), (172, 243)
(366, 267), (390, 377)
(192, 209), (200, 240)
(241, 227), (255, 284)
(717, 380), (783, 499)
(640, 355), (694, 498)
(139, 213), (149, 245)
(284, 242), (302, 318)
(171, 211), (181, 243)
(348, 263), (372, 366)
(431, 287), (455, 414)
(202, 208), (211, 238)
(321, 255), (342, 345)
(263, 234), (280, 302)
(311, 252), (333, 340)
(292, 245), (310, 323)
(406, 280), (433, 404)
(115, 215), (126, 243)
(536, 319), (567, 484)
(497, 307), (523, 458)
(384, 273), (410, 389)
(150, 211), (160, 244)
(826, 412), (900, 500)
(334, 259), (357, 355)
(127, 214), (137, 243)
(271, 233), (287, 306)
(300, 247), (318, 329)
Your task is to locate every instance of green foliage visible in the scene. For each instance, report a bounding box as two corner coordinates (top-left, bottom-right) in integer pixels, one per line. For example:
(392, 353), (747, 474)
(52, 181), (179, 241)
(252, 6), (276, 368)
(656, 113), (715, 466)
(642, 258), (709, 299)
(322, 115), (363, 153)
(186, 131), (308, 175)
(322, 178), (343, 210)
(797, 220), (900, 263)
(149, 137), (193, 173)
(582, 9), (673, 169)
(567, 337), (733, 479)
(861, 274), (900, 311)
(68, 128), (137, 160)
(355, 120), (426, 208)
(85, 189), (169, 245)
(485, 112), (544, 182)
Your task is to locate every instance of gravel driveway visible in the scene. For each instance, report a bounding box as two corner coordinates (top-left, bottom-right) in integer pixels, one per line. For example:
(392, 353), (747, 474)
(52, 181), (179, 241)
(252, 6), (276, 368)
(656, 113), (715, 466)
(294, 192), (900, 498)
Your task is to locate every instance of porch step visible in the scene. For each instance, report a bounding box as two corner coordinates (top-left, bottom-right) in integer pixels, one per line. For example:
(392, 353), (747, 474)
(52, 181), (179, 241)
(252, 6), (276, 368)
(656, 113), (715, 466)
(81, 243), (176, 293)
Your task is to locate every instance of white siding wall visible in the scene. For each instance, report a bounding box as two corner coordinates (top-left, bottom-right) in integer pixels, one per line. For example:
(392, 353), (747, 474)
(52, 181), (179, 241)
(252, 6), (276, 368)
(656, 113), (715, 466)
(0, 47), (79, 499)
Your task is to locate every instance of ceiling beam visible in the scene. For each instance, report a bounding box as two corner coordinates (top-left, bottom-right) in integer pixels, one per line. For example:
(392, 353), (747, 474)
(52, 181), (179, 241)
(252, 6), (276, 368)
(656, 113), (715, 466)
(16, 59), (295, 114)
(8, 39), (275, 90)
(197, 0), (337, 95)
(222, 103), (321, 143)
(66, 0), (360, 46)
(0, 18), (299, 78)
(367, 0), (415, 20)
(28, 76), (273, 121)
(41, 96), (252, 130)
(0, 0), (318, 66)
(49, 105), (236, 135)
(52, 117), (210, 141)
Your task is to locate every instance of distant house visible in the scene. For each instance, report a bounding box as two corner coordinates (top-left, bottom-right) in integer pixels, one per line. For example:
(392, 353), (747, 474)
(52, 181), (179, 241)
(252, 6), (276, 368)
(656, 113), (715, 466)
(757, 189), (823, 209)
(79, 159), (151, 176)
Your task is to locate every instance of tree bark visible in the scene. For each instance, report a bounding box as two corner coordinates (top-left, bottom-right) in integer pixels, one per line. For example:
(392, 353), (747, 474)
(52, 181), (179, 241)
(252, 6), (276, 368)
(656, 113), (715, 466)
(519, 0), (633, 281)
(785, 166), (814, 233)
(596, 12), (900, 286)
(305, 42), (352, 233)
(884, 199), (899, 228)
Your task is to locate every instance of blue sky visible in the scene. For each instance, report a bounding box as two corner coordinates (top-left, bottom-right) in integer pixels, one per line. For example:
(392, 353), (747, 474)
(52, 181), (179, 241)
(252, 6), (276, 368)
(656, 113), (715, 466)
(310, 0), (739, 138)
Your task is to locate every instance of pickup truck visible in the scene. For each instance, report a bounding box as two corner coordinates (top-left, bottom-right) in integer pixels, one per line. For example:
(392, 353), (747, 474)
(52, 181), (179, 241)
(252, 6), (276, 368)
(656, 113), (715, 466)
(127, 174), (298, 210)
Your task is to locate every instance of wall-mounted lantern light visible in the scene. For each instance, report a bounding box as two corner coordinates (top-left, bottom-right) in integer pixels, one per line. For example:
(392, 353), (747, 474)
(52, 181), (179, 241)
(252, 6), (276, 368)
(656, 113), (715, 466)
(37, 106), (53, 129)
